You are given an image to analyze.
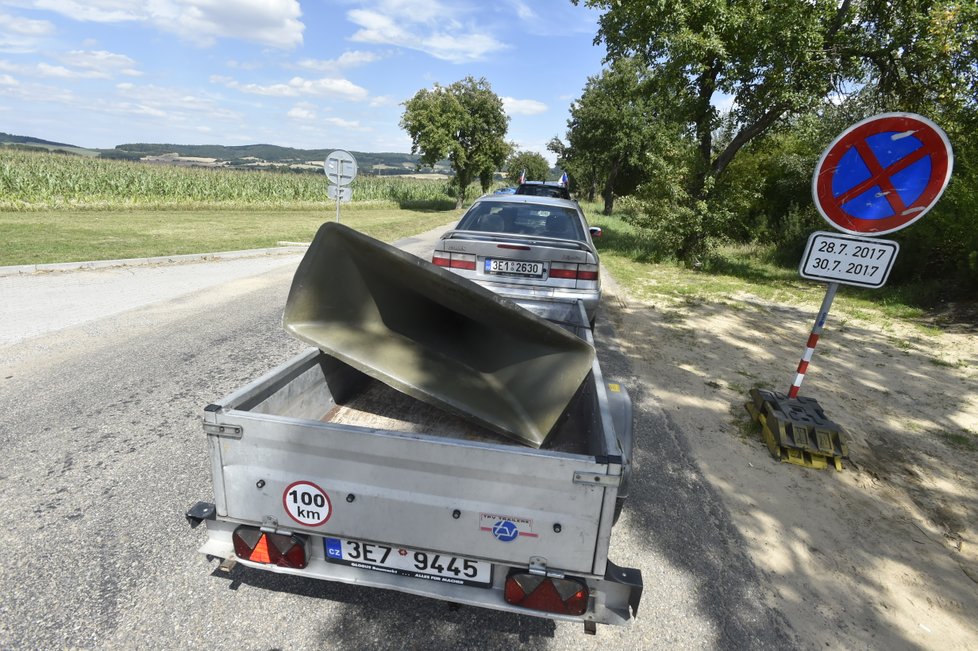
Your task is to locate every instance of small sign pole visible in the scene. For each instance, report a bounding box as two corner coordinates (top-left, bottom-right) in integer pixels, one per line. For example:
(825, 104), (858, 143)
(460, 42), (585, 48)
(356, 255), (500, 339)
(788, 282), (838, 398)
(323, 150), (358, 224)
(335, 158), (342, 222)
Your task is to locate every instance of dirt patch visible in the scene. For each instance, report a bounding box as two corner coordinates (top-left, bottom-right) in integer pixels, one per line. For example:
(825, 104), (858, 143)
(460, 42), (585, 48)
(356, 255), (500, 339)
(603, 281), (978, 649)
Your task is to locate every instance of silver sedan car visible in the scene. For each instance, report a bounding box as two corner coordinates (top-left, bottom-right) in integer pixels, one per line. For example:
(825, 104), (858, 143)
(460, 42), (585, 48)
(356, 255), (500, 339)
(432, 195), (602, 326)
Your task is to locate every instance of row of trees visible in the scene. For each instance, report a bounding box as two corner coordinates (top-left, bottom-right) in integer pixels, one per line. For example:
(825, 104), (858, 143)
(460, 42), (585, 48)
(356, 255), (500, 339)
(400, 1), (976, 294)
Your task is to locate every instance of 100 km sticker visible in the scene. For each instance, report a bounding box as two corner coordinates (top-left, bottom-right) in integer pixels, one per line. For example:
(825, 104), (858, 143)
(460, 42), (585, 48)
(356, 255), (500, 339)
(283, 480), (332, 526)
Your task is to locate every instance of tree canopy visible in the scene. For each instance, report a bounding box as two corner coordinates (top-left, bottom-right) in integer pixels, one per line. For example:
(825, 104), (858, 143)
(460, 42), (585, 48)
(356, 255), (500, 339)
(506, 150), (551, 184)
(556, 57), (665, 214)
(575, 0), (978, 262)
(400, 77), (511, 208)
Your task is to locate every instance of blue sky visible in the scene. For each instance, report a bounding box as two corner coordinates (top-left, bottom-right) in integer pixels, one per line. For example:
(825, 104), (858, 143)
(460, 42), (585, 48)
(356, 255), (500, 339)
(0, 0), (608, 162)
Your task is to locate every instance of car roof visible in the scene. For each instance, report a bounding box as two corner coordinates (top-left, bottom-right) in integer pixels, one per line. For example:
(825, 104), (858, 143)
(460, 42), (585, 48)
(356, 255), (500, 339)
(473, 194), (580, 210)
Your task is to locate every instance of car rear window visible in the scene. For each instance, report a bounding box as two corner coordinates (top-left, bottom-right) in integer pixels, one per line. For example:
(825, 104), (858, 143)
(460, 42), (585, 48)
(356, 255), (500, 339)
(515, 184), (570, 199)
(457, 202), (585, 240)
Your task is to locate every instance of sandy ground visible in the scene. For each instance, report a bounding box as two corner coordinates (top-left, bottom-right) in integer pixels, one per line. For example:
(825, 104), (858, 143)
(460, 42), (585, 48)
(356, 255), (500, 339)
(601, 279), (978, 650)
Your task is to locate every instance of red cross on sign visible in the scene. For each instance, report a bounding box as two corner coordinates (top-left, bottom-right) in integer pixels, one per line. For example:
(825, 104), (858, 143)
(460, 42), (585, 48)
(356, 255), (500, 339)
(812, 113), (953, 236)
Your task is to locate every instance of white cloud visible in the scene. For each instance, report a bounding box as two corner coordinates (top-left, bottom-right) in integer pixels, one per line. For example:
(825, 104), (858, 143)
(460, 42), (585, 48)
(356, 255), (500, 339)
(297, 50), (381, 72)
(508, 0), (535, 21)
(77, 83), (243, 128)
(369, 95), (396, 108)
(214, 75), (369, 101)
(288, 103), (316, 120)
(347, 2), (506, 63)
(0, 50), (140, 79)
(0, 73), (19, 85)
(150, 0), (304, 49)
(226, 59), (263, 71)
(30, 0), (142, 22)
(323, 116), (363, 130)
(56, 50), (141, 77)
(502, 97), (547, 116)
(0, 12), (55, 52)
(19, 0), (304, 49)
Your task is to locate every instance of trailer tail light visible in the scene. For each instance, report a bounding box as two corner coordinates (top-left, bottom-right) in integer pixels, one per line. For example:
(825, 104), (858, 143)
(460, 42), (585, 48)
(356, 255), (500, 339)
(431, 251), (476, 271)
(232, 526), (308, 569)
(504, 572), (589, 616)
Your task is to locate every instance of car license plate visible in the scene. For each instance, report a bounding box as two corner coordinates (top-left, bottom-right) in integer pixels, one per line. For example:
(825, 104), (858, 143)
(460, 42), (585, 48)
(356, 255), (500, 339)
(485, 258), (545, 278)
(324, 537), (492, 588)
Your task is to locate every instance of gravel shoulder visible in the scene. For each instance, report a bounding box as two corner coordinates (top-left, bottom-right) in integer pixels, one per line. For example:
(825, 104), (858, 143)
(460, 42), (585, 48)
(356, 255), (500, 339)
(600, 278), (978, 650)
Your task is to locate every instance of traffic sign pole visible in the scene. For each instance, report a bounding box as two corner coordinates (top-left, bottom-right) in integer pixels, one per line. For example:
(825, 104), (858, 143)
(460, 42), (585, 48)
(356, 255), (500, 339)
(335, 158), (343, 222)
(788, 282), (838, 398)
(324, 150), (358, 223)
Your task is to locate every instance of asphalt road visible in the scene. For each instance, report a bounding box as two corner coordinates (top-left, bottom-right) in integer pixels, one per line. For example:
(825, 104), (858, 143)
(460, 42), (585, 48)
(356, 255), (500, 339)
(0, 225), (793, 650)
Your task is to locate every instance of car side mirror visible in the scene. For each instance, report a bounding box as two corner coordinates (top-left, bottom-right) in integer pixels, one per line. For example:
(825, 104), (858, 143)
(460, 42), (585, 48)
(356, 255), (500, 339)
(589, 226), (602, 238)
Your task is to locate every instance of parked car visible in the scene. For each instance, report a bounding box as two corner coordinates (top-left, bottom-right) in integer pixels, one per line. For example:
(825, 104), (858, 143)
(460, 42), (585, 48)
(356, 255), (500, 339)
(493, 186), (517, 195)
(432, 195), (602, 326)
(515, 181), (570, 200)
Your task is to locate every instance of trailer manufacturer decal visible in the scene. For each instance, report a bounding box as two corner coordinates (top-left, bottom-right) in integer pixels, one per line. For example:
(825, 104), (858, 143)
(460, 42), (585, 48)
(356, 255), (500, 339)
(283, 480), (332, 526)
(480, 513), (537, 541)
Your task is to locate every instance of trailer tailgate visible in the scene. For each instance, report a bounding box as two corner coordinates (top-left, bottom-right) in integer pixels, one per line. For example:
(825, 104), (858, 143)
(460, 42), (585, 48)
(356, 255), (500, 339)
(208, 409), (619, 575)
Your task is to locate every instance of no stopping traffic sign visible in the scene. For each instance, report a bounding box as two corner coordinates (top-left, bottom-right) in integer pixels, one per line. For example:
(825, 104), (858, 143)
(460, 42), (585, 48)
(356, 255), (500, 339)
(812, 113), (953, 236)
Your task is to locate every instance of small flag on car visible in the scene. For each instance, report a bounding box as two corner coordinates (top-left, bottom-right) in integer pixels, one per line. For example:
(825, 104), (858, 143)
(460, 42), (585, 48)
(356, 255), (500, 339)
(518, 168), (526, 184)
(559, 172), (568, 186)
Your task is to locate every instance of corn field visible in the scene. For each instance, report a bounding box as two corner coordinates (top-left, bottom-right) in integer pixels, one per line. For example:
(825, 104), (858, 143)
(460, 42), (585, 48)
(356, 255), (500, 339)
(0, 149), (455, 210)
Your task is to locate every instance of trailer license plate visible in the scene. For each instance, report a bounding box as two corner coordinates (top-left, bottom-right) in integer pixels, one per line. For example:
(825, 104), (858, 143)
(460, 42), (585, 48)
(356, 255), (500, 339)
(324, 537), (492, 588)
(485, 258), (545, 278)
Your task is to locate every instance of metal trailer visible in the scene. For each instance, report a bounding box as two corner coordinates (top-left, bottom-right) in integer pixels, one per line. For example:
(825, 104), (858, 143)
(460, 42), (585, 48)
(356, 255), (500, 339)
(187, 300), (641, 632)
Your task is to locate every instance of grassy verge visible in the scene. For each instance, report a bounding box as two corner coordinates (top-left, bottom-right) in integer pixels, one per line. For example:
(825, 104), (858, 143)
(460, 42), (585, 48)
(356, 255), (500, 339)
(0, 206), (461, 266)
(581, 203), (954, 328)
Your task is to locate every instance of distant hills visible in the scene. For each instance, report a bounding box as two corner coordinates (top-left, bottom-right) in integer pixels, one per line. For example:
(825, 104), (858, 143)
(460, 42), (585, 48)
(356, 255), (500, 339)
(0, 132), (451, 175)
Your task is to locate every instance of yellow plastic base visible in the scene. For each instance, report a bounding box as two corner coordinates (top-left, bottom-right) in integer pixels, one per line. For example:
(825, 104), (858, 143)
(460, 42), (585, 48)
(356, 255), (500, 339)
(745, 399), (846, 472)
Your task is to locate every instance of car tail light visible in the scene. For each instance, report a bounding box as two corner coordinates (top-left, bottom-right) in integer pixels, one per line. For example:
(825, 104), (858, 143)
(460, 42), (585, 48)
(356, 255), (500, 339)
(432, 252), (451, 267)
(431, 251), (476, 271)
(232, 526), (308, 569)
(577, 264), (599, 281)
(549, 262), (599, 287)
(504, 572), (589, 616)
(549, 262), (578, 279)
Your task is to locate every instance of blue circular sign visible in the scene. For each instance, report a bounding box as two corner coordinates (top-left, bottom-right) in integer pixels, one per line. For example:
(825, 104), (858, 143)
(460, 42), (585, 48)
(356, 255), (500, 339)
(813, 113), (953, 236)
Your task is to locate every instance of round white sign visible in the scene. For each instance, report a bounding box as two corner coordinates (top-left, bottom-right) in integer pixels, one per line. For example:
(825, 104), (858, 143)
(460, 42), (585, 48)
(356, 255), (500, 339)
(283, 480), (332, 526)
(324, 150), (358, 186)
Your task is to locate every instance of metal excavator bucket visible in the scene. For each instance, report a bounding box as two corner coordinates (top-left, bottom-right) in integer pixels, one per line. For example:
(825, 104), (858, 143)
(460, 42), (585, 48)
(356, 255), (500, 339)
(282, 222), (595, 448)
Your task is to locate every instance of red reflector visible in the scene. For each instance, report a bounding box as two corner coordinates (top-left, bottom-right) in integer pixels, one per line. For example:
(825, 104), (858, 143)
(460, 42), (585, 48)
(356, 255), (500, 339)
(504, 572), (589, 616)
(232, 526), (308, 569)
(251, 535), (272, 564)
(578, 270), (598, 280)
(449, 259), (477, 271)
(497, 244), (531, 250)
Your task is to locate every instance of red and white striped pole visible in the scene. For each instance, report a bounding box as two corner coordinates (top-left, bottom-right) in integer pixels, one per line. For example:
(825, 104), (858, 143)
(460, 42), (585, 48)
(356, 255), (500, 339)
(788, 282), (839, 398)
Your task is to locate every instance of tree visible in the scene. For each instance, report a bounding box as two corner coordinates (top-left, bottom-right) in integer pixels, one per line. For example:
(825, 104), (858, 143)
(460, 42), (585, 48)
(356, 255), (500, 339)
(400, 77), (511, 208)
(559, 57), (662, 214)
(506, 150), (550, 184)
(575, 0), (978, 261)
